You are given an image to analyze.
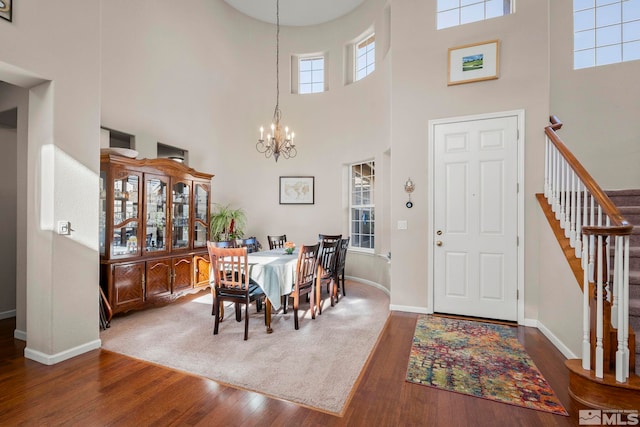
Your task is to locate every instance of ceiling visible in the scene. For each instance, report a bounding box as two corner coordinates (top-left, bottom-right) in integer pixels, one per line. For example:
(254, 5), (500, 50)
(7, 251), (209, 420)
(223, 0), (366, 26)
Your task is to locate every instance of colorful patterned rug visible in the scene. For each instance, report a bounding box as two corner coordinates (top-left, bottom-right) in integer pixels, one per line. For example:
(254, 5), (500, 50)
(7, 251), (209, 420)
(405, 315), (568, 416)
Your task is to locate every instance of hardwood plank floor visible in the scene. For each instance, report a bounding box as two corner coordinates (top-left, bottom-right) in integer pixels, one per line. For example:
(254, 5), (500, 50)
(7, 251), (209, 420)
(0, 311), (584, 426)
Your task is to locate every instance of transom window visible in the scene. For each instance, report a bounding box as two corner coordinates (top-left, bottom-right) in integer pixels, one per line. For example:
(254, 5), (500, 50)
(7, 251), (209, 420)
(574, 0), (640, 69)
(356, 34), (375, 81)
(350, 161), (375, 252)
(437, 0), (513, 30)
(299, 57), (325, 94)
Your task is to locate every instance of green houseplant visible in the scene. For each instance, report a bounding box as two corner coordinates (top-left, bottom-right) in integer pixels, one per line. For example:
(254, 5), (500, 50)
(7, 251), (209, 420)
(209, 204), (247, 242)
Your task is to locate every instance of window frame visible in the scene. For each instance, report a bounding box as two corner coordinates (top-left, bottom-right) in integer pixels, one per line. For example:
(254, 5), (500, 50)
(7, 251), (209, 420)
(349, 160), (375, 253)
(298, 56), (326, 94)
(573, 0), (640, 69)
(355, 33), (376, 82)
(437, 0), (514, 30)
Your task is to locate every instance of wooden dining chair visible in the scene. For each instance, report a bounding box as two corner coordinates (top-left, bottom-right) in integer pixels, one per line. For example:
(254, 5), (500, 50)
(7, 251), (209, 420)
(207, 243), (265, 340)
(318, 234), (342, 243)
(336, 237), (350, 297)
(289, 243), (320, 330)
(267, 234), (287, 250)
(316, 237), (341, 314)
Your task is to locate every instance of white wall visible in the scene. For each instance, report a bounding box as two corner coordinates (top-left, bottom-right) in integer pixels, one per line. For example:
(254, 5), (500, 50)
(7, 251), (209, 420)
(550, 1), (640, 190)
(0, 1), (101, 362)
(0, 82), (28, 337)
(389, 1), (550, 316)
(101, 0), (392, 284)
(536, 206), (583, 357)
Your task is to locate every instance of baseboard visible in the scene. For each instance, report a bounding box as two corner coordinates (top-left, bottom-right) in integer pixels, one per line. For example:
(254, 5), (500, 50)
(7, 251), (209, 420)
(523, 318), (538, 328)
(536, 320), (578, 359)
(345, 275), (390, 296)
(0, 309), (16, 320)
(24, 339), (102, 366)
(14, 329), (26, 341)
(389, 304), (430, 314)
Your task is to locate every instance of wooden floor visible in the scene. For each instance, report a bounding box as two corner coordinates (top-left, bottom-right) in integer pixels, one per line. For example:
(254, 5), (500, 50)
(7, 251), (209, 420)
(0, 312), (585, 426)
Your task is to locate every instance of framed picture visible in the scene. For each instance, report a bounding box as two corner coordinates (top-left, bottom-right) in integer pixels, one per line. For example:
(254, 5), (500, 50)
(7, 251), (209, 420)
(0, 0), (12, 22)
(448, 40), (500, 86)
(279, 176), (314, 205)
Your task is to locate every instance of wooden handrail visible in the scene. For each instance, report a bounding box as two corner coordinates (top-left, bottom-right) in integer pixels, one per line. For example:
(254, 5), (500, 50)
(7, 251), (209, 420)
(545, 116), (631, 229)
(582, 225), (634, 236)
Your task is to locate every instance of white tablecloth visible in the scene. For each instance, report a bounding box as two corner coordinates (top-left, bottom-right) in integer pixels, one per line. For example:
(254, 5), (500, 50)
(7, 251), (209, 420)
(247, 248), (298, 310)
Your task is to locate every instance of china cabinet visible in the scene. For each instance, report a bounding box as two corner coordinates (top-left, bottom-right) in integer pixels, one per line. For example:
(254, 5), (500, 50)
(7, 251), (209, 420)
(100, 154), (214, 314)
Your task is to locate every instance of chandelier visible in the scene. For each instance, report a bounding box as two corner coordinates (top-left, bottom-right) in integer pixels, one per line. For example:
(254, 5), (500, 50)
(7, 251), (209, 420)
(256, 0), (296, 162)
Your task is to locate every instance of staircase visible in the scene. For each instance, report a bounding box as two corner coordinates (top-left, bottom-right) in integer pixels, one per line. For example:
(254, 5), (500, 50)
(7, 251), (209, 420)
(541, 116), (640, 410)
(606, 189), (640, 375)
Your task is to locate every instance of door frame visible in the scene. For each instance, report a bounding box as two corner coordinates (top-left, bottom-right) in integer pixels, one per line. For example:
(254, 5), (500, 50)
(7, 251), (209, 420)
(427, 109), (525, 325)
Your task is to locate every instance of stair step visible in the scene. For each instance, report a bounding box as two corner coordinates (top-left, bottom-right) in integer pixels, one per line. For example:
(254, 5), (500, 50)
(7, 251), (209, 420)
(631, 298), (640, 317)
(605, 189), (640, 207)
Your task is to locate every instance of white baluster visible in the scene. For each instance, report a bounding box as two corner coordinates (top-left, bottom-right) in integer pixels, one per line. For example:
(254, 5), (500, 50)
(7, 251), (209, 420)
(615, 235), (629, 382)
(568, 170), (576, 244)
(582, 232), (591, 371)
(563, 161), (571, 236)
(611, 231), (618, 329)
(553, 149), (560, 215)
(575, 181), (583, 258)
(544, 138), (550, 198)
(595, 233), (604, 379)
(623, 235), (630, 379)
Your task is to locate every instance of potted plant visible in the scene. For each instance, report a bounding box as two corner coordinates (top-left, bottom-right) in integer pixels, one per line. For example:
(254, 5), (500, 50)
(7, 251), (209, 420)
(209, 204), (247, 242)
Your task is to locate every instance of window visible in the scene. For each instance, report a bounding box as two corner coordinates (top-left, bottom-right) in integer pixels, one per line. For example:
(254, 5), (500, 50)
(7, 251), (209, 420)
(299, 57), (325, 94)
(437, 0), (513, 30)
(356, 34), (375, 81)
(350, 161), (375, 252)
(573, 0), (640, 69)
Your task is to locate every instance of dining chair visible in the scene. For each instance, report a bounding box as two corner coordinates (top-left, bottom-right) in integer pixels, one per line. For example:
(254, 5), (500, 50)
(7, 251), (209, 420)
(240, 236), (260, 253)
(207, 243), (266, 340)
(316, 237), (341, 313)
(289, 243), (320, 330)
(336, 237), (350, 296)
(212, 240), (236, 248)
(267, 234), (287, 250)
(318, 234), (342, 243)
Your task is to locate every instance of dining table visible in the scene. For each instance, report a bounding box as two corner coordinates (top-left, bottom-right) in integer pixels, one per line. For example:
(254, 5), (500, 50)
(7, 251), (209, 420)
(247, 248), (298, 333)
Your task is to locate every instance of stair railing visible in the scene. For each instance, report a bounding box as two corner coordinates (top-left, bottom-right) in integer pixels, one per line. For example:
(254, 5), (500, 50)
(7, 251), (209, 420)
(544, 116), (632, 383)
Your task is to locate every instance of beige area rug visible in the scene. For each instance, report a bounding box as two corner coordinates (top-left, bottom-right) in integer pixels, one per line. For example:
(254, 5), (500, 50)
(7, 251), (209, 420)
(100, 281), (390, 415)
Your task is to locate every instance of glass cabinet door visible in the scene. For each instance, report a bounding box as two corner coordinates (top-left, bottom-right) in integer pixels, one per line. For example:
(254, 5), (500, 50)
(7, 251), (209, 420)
(193, 183), (209, 248)
(112, 172), (140, 257)
(171, 180), (191, 250)
(144, 175), (168, 253)
(99, 171), (106, 256)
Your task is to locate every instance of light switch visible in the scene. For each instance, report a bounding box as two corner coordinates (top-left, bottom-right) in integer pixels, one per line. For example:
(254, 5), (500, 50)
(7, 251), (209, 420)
(397, 220), (408, 230)
(57, 221), (71, 235)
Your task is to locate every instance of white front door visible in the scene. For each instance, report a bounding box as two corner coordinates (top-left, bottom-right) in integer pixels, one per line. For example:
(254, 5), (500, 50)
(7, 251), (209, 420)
(433, 115), (519, 321)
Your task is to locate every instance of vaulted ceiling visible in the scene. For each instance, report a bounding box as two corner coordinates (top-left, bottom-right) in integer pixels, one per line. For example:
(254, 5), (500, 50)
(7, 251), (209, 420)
(223, 0), (366, 26)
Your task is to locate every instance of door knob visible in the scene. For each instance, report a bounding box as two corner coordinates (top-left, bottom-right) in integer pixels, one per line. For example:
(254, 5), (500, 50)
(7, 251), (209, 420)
(436, 240), (443, 246)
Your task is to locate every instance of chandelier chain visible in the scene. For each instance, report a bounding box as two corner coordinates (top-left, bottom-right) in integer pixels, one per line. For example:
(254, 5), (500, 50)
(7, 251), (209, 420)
(256, 0), (296, 162)
(274, 0), (280, 121)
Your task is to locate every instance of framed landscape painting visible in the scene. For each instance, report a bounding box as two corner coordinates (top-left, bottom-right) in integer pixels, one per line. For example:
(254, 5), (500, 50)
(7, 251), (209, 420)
(448, 40), (500, 86)
(279, 176), (314, 205)
(0, 0), (12, 22)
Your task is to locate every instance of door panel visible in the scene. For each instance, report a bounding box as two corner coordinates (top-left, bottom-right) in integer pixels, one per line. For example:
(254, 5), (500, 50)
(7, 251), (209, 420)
(434, 115), (518, 321)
